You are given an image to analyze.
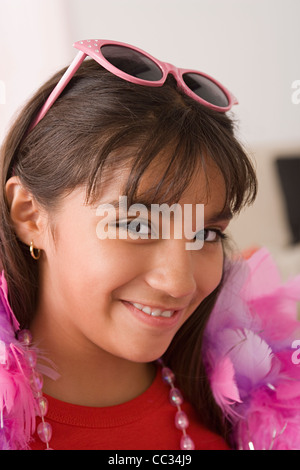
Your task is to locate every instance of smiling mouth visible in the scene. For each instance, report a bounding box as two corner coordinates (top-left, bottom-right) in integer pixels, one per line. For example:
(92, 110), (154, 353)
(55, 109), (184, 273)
(129, 302), (175, 318)
(121, 300), (187, 329)
(122, 300), (181, 319)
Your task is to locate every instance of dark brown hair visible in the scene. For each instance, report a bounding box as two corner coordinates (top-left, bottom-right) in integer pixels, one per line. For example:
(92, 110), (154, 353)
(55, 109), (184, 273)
(0, 58), (257, 443)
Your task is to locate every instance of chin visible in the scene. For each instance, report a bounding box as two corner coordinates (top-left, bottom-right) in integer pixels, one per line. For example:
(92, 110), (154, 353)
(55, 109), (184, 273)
(125, 343), (172, 364)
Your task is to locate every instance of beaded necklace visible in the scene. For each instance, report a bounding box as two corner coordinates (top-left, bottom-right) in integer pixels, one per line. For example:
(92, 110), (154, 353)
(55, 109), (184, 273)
(18, 329), (195, 450)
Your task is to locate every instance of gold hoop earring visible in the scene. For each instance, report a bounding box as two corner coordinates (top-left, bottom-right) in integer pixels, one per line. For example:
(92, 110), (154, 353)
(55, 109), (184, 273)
(30, 240), (41, 260)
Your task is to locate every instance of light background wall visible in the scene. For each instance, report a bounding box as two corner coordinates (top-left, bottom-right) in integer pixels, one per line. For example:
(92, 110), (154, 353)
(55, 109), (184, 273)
(1, 0), (300, 276)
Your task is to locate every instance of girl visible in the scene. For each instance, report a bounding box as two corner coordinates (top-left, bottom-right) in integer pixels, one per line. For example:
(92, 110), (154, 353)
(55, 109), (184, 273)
(1, 39), (298, 451)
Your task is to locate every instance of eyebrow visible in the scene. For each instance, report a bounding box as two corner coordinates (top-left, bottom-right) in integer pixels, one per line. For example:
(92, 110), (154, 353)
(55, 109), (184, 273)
(101, 198), (233, 223)
(106, 198), (153, 211)
(205, 208), (233, 225)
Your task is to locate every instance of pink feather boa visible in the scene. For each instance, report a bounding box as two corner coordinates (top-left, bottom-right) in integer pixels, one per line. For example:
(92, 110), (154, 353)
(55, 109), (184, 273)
(0, 272), (58, 450)
(203, 247), (300, 449)
(0, 247), (300, 449)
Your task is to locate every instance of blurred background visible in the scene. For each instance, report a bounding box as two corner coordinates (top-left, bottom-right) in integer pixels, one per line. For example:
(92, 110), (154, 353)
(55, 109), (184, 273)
(0, 0), (300, 278)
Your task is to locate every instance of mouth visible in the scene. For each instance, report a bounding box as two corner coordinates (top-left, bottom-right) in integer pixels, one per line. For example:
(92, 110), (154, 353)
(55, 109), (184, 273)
(128, 301), (176, 318)
(121, 300), (185, 327)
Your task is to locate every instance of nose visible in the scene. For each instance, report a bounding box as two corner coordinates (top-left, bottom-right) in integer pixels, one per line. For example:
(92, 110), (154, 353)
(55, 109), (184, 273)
(144, 239), (197, 300)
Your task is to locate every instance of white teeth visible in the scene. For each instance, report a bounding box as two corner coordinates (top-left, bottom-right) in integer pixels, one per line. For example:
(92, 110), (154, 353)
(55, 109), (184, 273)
(131, 302), (174, 318)
(161, 310), (173, 318)
(133, 303), (143, 309)
(151, 309), (162, 317)
(142, 306), (152, 314)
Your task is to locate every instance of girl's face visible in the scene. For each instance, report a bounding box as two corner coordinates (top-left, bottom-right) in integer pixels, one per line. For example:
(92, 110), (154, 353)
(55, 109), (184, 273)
(34, 156), (231, 364)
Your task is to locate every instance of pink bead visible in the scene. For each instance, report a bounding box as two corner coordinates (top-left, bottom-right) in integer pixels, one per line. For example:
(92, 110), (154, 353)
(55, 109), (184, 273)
(27, 350), (37, 368)
(17, 329), (32, 346)
(169, 387), (183, 406)
(30, 371), (43, 392)
(37, 396), (48, 417)
(162, 367), (175, 385)
(37, 421), (52, 443)
(180, 434), (195, 450)
(175, 410), (189, 430)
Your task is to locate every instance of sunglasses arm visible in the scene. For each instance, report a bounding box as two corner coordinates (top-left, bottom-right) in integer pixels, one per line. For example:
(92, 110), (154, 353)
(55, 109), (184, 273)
(29, 51), (87, 131)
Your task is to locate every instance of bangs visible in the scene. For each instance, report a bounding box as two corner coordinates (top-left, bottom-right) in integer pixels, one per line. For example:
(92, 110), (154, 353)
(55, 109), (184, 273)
(85, 108), (257, 214)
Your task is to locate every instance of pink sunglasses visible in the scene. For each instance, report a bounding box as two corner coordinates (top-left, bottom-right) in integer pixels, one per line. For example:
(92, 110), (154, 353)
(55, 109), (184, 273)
(29, 39), (238, 131)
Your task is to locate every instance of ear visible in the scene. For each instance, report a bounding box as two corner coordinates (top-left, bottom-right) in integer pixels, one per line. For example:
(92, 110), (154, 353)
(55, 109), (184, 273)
(5, 176), (47, 248)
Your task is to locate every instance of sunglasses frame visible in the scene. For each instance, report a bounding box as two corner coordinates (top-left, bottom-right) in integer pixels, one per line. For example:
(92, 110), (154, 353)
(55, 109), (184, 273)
(29, 39), (238, 131)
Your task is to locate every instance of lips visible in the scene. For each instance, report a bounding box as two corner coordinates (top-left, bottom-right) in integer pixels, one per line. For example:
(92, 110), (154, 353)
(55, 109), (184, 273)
(121, 300), (184, 328)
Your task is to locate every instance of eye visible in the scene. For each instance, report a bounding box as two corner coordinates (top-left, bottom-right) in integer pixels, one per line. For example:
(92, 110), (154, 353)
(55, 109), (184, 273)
(116, 219), (153, 238)
(128, 220), (150, 235)
(195, 228), (227, 243)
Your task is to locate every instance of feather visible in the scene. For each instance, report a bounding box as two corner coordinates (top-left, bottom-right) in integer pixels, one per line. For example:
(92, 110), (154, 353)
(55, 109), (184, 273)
(0, 343), (37, 450)
(241, 247), (282, 298)
(0, 363), (36, 447)
(209, 356), (241, 413)
(273, 350), (300, 401)
(236, 387), (300, 450)
(203, 247), (300, 449)
(0, 271), (20, 331)
(0, 270), (59, 449)
(221, 328), (274, 390)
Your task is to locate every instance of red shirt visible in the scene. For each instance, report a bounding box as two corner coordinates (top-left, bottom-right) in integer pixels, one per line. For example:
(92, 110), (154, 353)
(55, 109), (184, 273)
(30, 368), (229, 450)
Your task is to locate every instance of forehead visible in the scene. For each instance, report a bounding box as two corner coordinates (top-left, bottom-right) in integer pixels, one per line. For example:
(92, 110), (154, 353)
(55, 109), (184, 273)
(95, 150), (228, 216)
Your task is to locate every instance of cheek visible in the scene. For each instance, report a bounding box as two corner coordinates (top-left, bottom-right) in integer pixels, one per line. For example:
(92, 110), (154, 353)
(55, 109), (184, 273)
(94, 240), (145, 278)
(68, 240), (146, 301)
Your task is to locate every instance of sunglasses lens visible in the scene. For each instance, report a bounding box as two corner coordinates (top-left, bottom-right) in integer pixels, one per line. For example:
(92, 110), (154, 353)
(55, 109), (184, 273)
(100, 45), (163, 81)
(183, 73), (229, 108)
